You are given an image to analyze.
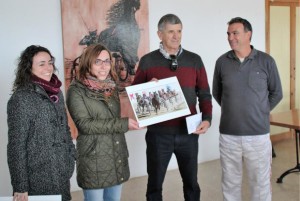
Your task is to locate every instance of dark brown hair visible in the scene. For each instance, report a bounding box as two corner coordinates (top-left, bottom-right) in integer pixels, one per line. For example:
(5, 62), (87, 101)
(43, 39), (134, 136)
(12, 45), (56, 92)
(77, 44), (118, 82)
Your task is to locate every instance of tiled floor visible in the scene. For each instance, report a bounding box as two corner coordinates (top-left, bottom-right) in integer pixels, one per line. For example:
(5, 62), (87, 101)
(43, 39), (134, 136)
(71, 139), (300, 201)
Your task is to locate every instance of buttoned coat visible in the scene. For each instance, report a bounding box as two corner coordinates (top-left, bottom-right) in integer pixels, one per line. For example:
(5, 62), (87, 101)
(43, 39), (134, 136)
(7, 83), (76, 201)
(66, 80), (130, 189)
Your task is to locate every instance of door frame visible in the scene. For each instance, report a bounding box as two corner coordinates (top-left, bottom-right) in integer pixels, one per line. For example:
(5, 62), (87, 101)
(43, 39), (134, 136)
(265, 0), (299, 109)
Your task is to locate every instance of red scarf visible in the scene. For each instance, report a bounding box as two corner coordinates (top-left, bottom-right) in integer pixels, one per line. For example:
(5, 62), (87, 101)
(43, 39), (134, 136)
(31, 74), (62, 103)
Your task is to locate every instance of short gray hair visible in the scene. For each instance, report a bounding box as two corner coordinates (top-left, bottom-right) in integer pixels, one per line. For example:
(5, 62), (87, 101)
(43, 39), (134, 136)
(158, 14), (182, 31)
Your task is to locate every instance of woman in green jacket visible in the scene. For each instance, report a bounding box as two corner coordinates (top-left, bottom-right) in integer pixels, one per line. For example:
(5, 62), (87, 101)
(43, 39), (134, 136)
(67, 44), (141, 201)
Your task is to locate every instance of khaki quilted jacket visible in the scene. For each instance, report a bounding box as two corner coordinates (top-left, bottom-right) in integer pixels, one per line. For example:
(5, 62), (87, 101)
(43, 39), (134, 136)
(66, 80), (130, 189)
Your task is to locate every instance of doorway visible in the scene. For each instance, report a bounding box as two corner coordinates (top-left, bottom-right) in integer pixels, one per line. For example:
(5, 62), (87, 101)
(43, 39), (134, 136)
(266, 0), (300, 135)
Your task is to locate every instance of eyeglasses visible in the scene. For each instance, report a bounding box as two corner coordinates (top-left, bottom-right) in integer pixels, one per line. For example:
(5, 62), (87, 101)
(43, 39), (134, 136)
(169, 55), (178, 71)
(95, 59), (111, 66)
(101, 88), (113, 93)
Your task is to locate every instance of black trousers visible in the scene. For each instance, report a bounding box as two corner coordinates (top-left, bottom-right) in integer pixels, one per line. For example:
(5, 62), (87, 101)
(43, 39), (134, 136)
(145, 128), (200, 201)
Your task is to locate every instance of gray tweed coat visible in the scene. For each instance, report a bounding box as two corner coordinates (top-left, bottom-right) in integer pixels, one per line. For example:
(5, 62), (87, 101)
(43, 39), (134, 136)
(7, 83), (76, 201)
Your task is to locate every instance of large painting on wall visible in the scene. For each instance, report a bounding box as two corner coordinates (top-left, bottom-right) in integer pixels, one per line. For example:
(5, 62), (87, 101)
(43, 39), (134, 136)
(61, 0), (149, 138)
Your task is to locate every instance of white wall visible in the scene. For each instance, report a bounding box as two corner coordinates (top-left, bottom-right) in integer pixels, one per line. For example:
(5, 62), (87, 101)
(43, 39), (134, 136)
(0, 0), (265, 195)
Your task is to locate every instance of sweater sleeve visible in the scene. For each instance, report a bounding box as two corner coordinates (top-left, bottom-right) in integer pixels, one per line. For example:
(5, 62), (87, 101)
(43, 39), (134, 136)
(212, 59), (222, 106)
(196, 64), (212, 124)
(132, 56), (148, 85)
(268, 59), (283, 111)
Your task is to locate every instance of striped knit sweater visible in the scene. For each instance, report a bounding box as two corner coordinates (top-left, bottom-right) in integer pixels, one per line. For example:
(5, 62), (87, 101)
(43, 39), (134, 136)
(132, 49), (212, 132)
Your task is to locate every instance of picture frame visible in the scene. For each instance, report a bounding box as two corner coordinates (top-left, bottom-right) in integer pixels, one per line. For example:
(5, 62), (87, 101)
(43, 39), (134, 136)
(126, 76), (191, 127)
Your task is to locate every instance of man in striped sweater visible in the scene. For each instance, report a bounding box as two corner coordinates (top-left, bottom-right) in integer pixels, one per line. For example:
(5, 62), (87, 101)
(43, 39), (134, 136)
(132, 14), (212, 201)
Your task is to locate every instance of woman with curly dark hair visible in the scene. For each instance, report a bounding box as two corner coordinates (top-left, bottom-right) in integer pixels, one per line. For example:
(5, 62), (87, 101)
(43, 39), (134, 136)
(7, 45), (76, 201)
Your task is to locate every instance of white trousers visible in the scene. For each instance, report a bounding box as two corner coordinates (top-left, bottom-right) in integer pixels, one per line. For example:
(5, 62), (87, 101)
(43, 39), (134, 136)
(219, 134), (272, 201)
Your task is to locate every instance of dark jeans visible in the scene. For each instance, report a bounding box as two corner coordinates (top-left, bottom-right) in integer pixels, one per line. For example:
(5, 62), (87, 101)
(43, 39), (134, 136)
(145, 127), (200, 201)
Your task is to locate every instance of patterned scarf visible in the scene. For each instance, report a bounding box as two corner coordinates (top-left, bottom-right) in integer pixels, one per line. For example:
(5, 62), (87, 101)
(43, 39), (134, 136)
(159, 42), (183, 59)
(31, 74), (62, 103)
(81, 74), (116, 98)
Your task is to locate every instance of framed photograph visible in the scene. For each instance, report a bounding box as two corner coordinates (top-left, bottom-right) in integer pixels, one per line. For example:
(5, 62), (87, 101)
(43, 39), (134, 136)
(126, 77), (191, 127)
